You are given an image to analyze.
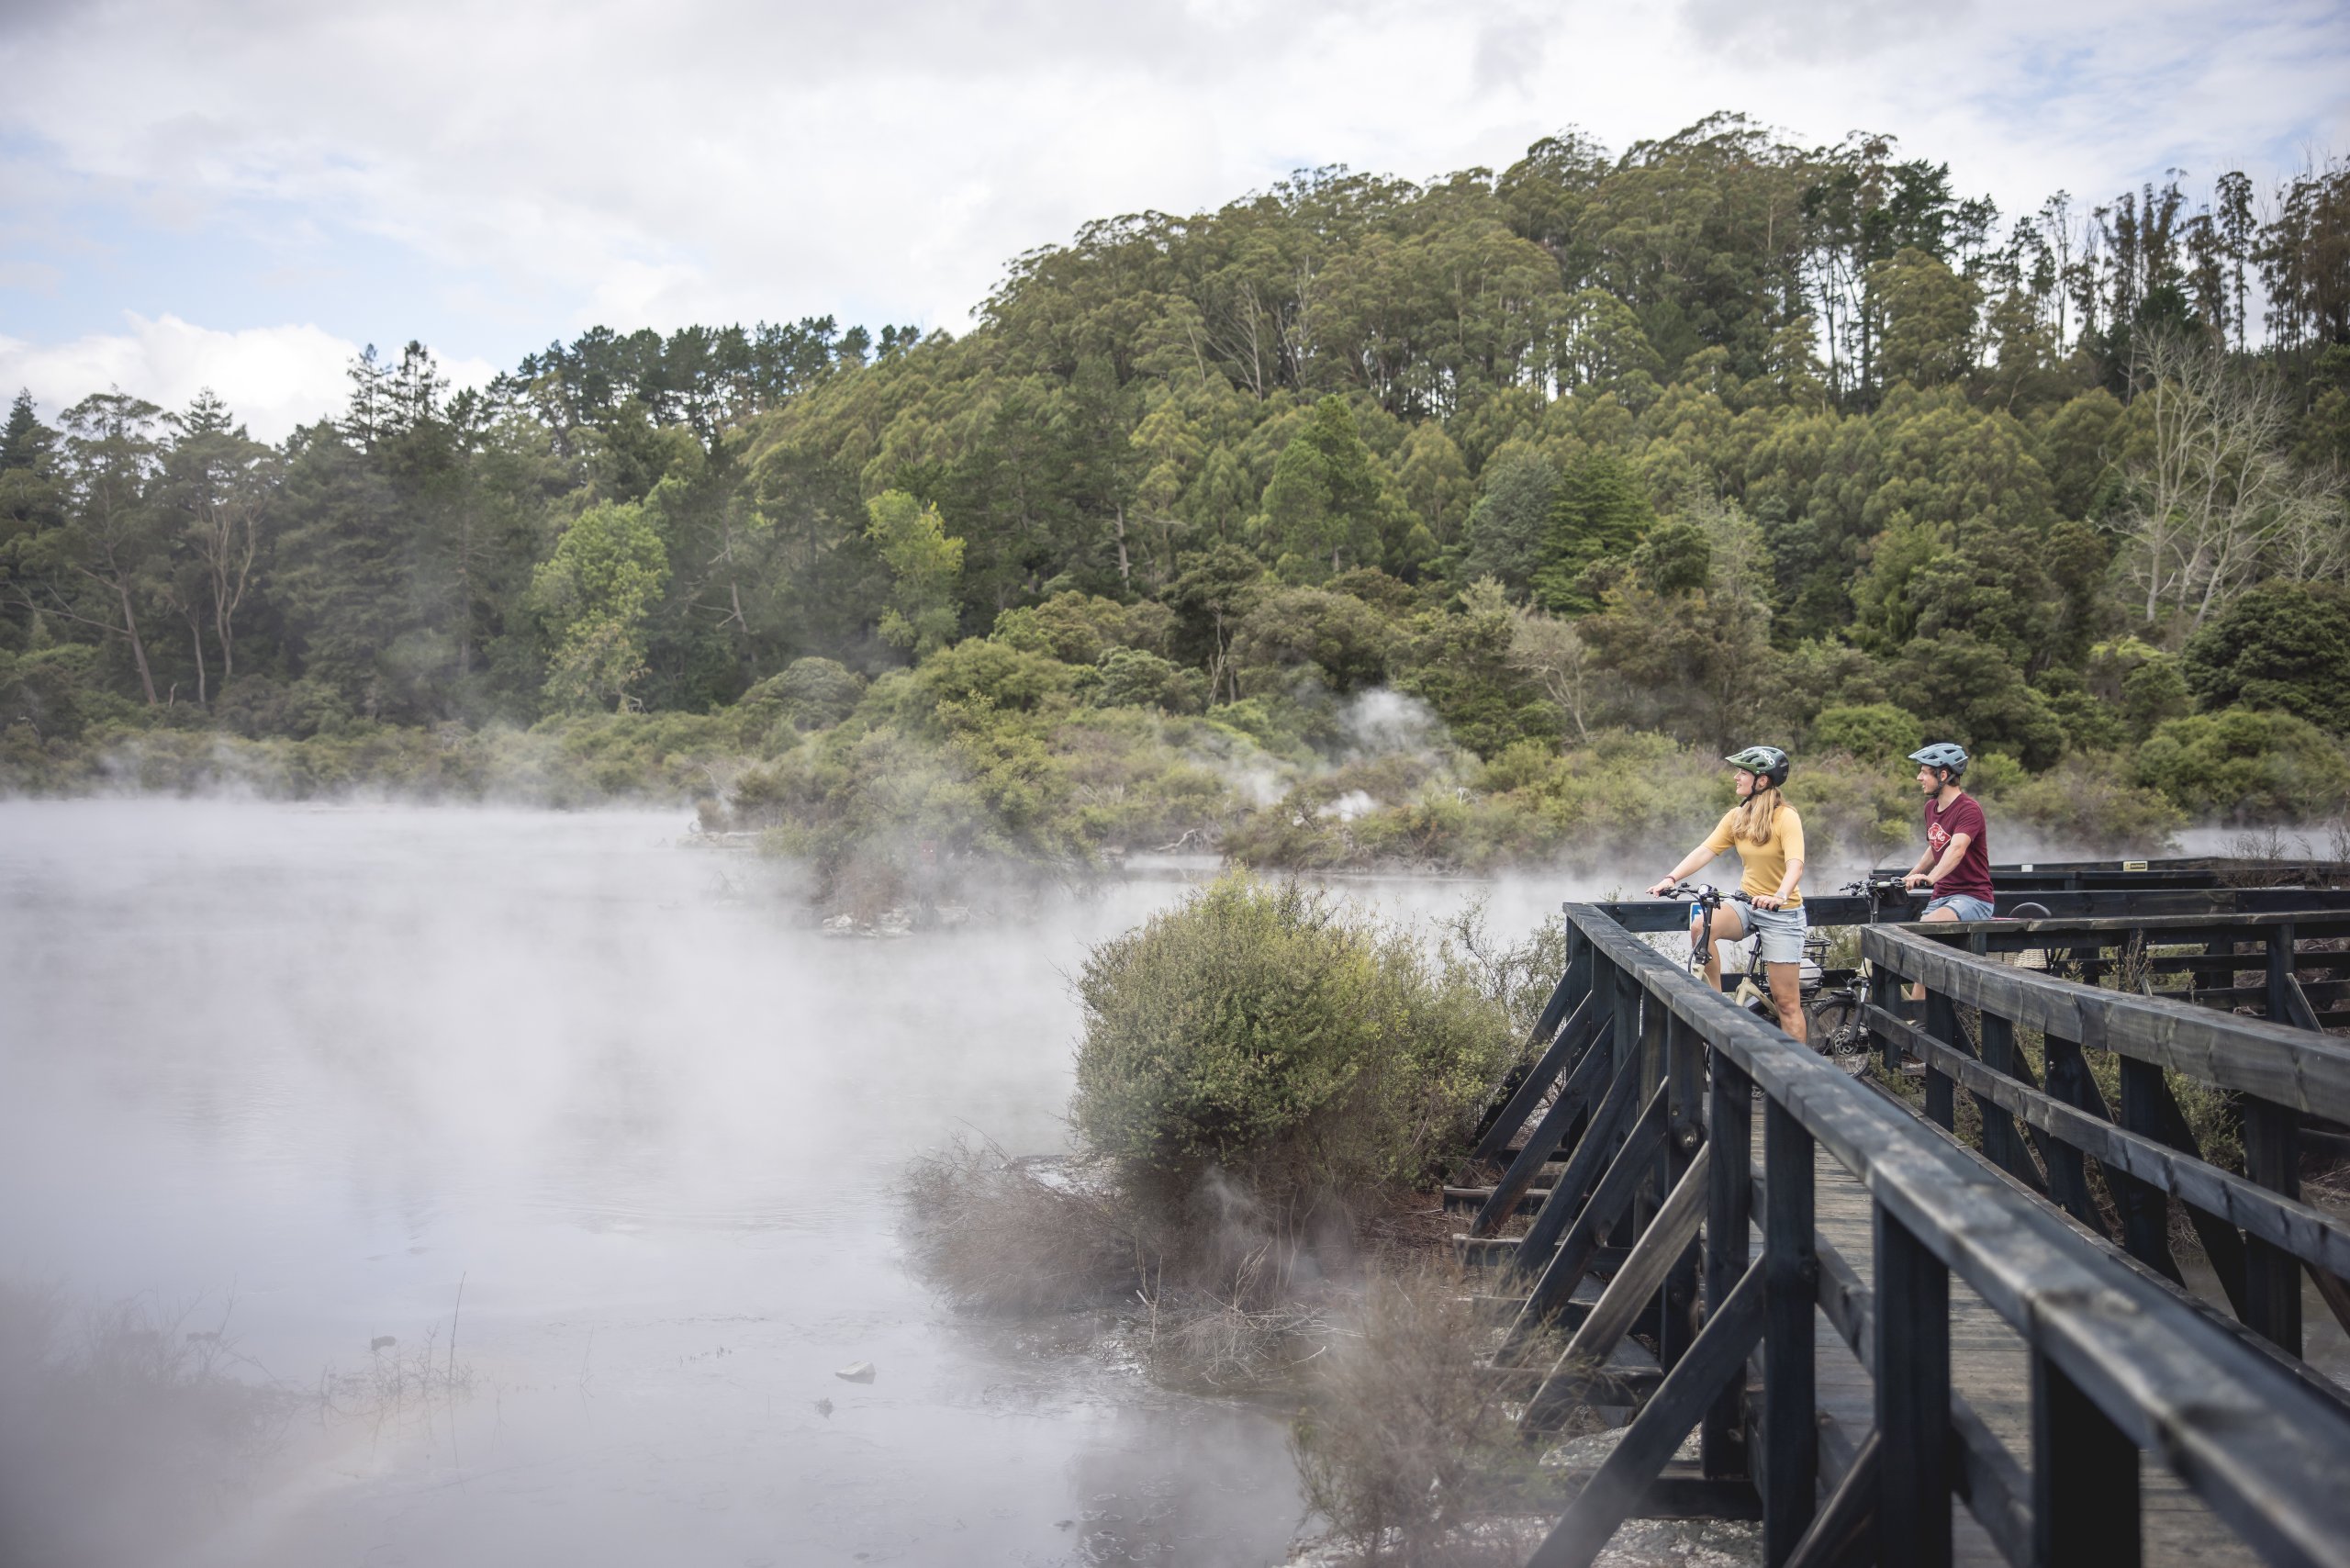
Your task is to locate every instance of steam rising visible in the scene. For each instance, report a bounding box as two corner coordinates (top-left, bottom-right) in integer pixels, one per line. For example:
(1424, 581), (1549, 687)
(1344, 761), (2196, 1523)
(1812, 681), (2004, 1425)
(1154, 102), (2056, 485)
(0, 793), (2247, 1565)
(0, 801), (1387, 1567)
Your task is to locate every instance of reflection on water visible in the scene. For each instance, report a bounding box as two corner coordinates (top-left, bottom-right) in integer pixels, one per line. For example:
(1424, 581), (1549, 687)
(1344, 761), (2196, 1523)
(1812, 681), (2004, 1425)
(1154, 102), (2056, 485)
(3, 800), (1409, 1567)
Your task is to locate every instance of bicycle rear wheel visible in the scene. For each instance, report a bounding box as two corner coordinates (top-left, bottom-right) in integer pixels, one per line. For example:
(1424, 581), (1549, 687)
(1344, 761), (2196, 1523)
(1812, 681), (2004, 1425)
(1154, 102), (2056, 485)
(1807, 993), (1868, 1075)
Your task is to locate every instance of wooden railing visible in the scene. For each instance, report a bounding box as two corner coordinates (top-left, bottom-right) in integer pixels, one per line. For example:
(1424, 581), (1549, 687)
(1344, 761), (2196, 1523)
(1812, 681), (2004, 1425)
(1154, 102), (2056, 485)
(1467, 901), (2350, 1568)
(1863, 915), (2350, 1361)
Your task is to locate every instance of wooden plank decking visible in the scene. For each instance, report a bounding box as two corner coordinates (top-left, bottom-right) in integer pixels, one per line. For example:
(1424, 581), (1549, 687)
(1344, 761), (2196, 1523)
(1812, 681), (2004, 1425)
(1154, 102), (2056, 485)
(1803, 1137), (2254, 1568)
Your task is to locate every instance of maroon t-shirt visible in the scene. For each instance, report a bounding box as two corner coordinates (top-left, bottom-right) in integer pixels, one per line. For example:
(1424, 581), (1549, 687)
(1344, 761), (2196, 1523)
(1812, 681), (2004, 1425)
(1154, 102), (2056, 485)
(1925, 792), (1993, 901)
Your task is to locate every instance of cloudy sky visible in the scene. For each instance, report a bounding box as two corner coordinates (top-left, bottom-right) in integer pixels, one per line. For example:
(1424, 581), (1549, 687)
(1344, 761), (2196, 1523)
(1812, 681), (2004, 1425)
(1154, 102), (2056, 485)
(1, 0), (2344, 439)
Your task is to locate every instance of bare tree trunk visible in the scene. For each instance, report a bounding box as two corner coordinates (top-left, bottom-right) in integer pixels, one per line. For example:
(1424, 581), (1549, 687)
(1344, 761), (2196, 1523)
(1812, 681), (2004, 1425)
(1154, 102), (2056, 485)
(118, 582), (159, 706)
(186, 612), (208, 707)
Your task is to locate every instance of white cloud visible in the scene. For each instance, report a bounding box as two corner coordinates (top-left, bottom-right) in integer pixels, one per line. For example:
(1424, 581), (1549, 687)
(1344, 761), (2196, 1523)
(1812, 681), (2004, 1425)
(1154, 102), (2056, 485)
(0, 314), (497, 442)
(0, 0), (2343, 391)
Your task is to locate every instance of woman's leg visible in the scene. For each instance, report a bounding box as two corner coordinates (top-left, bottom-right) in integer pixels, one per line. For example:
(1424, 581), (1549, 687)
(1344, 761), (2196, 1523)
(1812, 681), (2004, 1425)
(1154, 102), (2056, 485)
(1768, 960), (1807, 1045)
(1694, 904), (1747, 990)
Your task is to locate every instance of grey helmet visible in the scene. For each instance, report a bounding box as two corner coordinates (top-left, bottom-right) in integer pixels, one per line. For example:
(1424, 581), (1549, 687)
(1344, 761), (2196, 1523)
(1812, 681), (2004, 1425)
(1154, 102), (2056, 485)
(1908, 742), (1969, 778)
(1723, 745), (1790, 787)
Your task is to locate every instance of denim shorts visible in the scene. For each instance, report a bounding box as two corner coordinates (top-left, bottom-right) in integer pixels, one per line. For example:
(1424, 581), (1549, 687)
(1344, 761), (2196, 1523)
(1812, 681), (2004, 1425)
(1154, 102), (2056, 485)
(1743, 903), (1808, 964)
(1925, 892), (1997, 922)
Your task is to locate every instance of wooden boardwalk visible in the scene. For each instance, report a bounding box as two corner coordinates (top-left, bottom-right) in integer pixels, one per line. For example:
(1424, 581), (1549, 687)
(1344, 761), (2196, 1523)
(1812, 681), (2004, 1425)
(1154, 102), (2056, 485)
(1804, 1143), (2249, 1568)
(1451, 893), (2350, 1568)
(1475, 1133), (2266, 1564)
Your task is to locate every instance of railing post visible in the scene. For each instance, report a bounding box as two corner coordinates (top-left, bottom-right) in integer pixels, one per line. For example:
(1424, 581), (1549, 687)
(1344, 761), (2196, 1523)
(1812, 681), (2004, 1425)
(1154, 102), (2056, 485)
(1661, 1013), (1706, 1372)
(1625, 990), (1669, 1277)
(1612, 957), (1640, 1075)
(1973, 1012), (2042, 1191)
(2248, 924), (2305, 1354)
(1870, 957), (1903, 1077)
(1702, 1039), (1751, 1477)
(1922, 985), (1958, 1130)
(2040, 1029), (2115, 1239)
(1875, 1204), (1951, 1568)
(2114, 1058), (2183, 1282)
(1762, 1098), (1816, 1567)
(2031, 1349), (2140, 1566)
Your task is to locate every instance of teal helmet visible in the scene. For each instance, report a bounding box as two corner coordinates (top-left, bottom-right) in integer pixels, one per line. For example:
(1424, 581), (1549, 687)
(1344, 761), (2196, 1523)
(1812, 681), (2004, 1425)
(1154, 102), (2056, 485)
(1908, 742), (1969, 778)
(1723, 745), (1790, 787)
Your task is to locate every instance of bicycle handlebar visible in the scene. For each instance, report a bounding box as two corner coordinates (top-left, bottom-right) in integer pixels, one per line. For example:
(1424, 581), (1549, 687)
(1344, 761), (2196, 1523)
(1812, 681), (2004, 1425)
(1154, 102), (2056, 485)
(1841, 876), (1928, 898)
(1658, 881), (1751, 906)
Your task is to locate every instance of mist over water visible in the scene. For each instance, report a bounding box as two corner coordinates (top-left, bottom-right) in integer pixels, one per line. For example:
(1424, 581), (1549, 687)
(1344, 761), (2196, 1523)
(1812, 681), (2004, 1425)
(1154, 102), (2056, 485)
(0, 801), (1590, 1568)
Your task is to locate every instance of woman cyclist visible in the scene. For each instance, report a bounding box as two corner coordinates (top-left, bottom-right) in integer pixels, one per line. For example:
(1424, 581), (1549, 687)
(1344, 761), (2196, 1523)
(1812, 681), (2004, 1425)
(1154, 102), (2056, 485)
(1645, 745), (1808, 1044)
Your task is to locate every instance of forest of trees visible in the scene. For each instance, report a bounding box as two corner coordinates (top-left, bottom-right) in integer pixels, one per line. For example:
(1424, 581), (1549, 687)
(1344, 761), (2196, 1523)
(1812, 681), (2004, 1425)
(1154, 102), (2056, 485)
(4, 115), (2347, 883)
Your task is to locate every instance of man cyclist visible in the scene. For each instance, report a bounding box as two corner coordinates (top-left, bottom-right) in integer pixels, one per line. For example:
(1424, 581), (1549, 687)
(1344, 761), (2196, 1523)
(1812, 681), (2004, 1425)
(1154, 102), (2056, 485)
(1903, 742), (1994, 922)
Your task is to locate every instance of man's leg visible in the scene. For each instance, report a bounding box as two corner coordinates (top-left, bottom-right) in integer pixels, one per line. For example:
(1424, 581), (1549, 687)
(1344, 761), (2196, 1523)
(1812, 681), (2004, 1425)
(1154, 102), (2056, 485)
(1908, 901), (1963, 999)
(1769, 961), (1807, 1046)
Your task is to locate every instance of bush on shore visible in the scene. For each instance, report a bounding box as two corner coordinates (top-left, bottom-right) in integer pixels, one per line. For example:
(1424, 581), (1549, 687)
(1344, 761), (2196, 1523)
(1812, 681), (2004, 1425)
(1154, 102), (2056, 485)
(1071, 875), (1516, 1220)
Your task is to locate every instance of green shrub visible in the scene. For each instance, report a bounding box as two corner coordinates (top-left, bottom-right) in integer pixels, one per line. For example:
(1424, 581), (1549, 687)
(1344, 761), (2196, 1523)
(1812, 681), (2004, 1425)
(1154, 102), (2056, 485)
(1393, 582), (1557, 759)
(1986, 751), (2182, 856)
(1071, 876), (1512, 1211)
(2085, 638), (2195, 744)
(1093, 646), (1203, 713)
(0, 644), (102, 745)
(1783, 750), (1916, 868)
(2183, 581), (2350, 734)
(2135, 708), (2350, 822)
(2042, 686), (2129, 753)
(993, 591), (1172, 665)
(1230, 587), (1400, 696)
(913, 638), (1080, 716)
(1810, 701), (1922, 762)
(1888, 632), (2066, 769)
(743, 656), (864, 733)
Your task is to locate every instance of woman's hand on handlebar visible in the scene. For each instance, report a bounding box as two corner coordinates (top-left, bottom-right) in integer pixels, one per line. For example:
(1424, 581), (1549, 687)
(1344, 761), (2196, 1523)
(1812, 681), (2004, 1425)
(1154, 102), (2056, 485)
(1646, 877), (1680, 898)
(1750, 892), (1784, 911)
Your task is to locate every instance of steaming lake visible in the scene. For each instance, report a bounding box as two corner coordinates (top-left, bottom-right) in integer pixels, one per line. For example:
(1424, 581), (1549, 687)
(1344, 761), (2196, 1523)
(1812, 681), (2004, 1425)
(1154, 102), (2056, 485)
(0, 800), (1568, 1568)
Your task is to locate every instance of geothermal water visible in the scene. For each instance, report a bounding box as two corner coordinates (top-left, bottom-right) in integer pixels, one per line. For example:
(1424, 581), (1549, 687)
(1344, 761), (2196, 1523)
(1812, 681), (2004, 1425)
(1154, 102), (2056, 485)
(0, 801), (1570, 1568)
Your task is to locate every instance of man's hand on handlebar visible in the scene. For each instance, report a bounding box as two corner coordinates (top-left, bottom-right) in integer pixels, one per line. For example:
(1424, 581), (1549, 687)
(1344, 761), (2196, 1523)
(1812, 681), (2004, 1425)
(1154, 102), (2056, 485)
(1902, 871), (1933, 890)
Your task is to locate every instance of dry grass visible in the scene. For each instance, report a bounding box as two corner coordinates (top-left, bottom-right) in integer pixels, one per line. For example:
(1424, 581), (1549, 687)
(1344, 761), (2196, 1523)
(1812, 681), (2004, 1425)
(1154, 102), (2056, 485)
(901, 1134), (1421, 1395)
(900, 1137), (1144, 1315)
(1133, 1276), (1330, 1394)
(1292, 1260), (1572, 1565)
(0, 1279), (479, 1563)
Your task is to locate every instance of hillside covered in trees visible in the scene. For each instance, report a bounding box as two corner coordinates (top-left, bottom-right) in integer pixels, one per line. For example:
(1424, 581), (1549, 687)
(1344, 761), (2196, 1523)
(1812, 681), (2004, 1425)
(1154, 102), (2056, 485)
(5, 115), (2347, 895)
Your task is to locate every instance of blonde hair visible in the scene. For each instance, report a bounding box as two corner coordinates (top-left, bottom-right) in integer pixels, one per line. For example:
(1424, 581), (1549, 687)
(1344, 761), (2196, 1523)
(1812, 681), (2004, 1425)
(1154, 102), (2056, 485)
(1731, 784), (1784, 846)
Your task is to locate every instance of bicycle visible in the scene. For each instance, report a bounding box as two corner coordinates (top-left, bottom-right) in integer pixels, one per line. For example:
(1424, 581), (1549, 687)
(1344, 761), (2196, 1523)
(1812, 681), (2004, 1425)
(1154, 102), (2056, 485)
(1659, 882), (1852, 1064)
(1660, 878), (2057, 1076)
(1803, 876), (2056, 1072)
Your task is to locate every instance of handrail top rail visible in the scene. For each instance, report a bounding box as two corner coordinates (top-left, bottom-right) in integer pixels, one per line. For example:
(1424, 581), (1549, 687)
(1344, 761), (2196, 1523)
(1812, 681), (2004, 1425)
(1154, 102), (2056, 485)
(1564, 902), (2350, 1564)
(1896, 906), (2350, 938)
(1578, 887), (2350, 935)
(1862, 924), (2350, 1123)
